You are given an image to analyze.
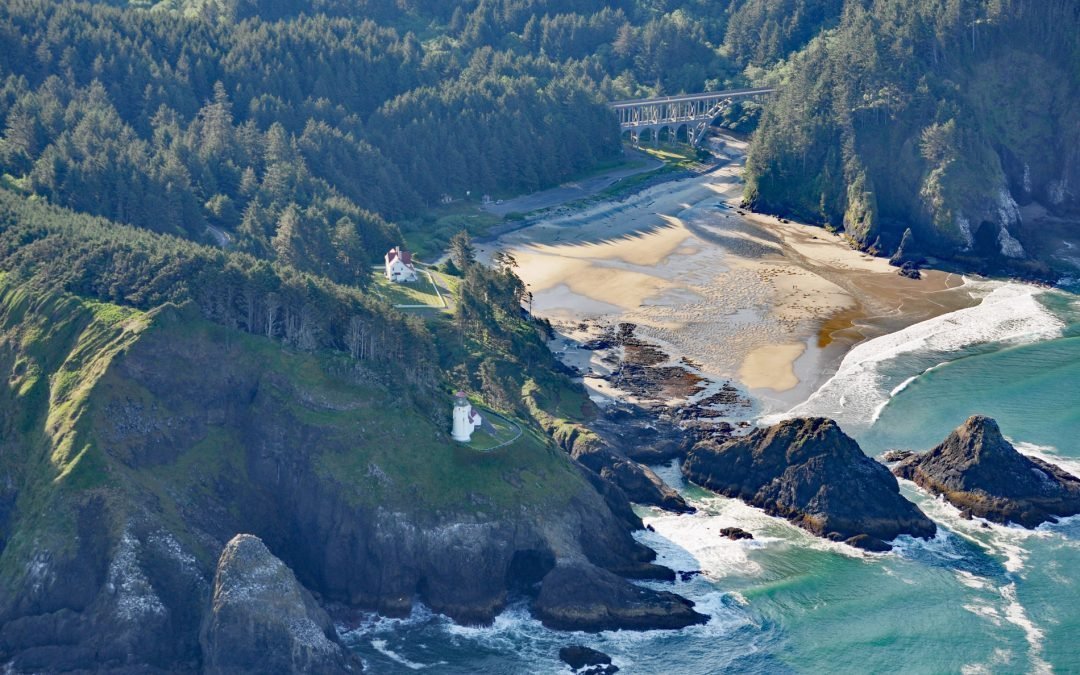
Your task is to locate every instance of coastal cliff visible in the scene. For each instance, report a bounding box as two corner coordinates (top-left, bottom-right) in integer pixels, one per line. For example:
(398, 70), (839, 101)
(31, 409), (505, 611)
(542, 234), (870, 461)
(0, 279), (695, 672)
(744, 2), (1079, 277)
(894, 415), (1080, 527)
(683, 418), (936, 550)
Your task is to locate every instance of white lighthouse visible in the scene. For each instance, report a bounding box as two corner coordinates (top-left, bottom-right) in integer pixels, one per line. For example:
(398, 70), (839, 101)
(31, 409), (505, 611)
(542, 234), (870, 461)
(451, 391), (482, 442)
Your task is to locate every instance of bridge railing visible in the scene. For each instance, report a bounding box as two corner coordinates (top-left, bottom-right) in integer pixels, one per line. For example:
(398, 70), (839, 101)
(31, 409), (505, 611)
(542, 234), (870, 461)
(608, 87), (775, 145)
(608, 87), (775, 109)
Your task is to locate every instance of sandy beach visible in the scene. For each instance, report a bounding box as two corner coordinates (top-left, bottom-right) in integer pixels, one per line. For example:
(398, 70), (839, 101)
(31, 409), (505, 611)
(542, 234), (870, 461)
(485, 135), (977, 416)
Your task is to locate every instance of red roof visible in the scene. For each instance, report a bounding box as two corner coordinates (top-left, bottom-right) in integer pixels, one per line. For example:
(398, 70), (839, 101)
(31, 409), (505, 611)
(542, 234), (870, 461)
(386, 247), (414, 267)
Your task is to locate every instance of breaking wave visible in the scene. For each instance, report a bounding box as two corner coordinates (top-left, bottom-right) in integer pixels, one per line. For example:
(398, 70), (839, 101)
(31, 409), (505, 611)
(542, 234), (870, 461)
(766, 283), (1063, 430)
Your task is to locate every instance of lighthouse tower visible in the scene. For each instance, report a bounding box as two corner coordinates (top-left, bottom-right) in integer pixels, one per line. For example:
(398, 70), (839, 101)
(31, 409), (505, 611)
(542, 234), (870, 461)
(451, 392), (481, 442)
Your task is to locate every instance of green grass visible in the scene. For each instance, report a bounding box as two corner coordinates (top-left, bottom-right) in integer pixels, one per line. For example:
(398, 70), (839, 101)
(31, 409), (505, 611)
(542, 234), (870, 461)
(0, 276), (151, 580)
(639, 144), (709, 169)
(554, 142), (710, 208)
(143, 308), (583, 513)
(534, 155), (649, 192)
(463, 407), (522, 452)
(0, 269), (591, 531)
(0, 271), (595, 593)
(400, 202), (503, 259)
(370, 269), (446, 308)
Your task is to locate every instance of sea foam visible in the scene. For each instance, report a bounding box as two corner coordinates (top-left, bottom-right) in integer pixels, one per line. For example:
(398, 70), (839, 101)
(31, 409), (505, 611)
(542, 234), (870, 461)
(766, 283), (1064, 430)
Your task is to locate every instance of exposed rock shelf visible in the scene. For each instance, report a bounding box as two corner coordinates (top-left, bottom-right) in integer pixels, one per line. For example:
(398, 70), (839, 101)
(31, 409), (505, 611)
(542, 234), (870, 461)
(534, 563), (708, 632)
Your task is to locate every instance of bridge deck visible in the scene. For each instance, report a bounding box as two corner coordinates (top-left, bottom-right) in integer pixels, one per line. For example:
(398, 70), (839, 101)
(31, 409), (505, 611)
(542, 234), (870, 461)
(608, 87), (775, 109)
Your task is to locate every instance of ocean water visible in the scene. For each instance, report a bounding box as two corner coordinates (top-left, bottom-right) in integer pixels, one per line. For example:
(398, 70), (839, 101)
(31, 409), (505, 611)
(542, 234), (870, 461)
(343, 280), (1080, 673)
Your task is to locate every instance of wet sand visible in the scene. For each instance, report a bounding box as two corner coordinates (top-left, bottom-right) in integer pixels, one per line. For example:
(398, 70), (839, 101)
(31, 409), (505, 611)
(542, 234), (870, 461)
(486, 135), (977, 416)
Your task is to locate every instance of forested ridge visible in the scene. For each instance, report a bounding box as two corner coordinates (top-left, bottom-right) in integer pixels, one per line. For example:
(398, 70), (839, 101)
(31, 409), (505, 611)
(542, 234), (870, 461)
(0, 0), (802, 281)
(744, 0), (1080, 272)
(3, 0), (1071, 283)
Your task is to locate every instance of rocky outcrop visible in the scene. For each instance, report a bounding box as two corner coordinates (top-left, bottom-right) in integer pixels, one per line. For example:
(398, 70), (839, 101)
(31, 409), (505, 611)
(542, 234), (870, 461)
(591, 404), (692, 464)
(882, 450), (916, 463)
(683, 418), (936, 550)
(534, 563), (707, 632)
(597, 457), (693, 514)
(893, 416), (1080, 527)
(560, 645), (618, 674)
(201, 534), (361, 674)
(532, 405), (693, 514)
(719, 527), (753, 541)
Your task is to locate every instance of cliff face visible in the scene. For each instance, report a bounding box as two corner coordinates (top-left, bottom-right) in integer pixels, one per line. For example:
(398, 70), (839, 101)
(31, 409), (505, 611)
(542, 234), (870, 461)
(683, 418), (935, 551)
(0, 281), (686, 672)
(894, 415), (1080, 527)
(744, 2), (1079, 276)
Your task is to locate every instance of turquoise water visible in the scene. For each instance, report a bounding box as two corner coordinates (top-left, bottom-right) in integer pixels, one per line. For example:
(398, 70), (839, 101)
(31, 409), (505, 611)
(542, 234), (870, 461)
(344, 281), (1080, 673)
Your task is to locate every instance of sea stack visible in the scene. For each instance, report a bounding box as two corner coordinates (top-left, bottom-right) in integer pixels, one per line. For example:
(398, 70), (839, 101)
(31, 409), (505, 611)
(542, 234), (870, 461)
(683, 417), (936, 551)
(200, 534), (362, 675)
(893, 415), (1080, 527)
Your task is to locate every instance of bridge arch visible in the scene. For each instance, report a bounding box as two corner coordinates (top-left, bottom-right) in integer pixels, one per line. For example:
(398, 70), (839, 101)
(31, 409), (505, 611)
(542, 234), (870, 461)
(609, 87), (774, 146)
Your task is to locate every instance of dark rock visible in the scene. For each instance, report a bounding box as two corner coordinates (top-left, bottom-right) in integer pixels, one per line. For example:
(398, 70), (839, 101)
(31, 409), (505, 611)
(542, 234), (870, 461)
(893, 415), (1080, 528)
(600, 460), (695, 514)
(534, 563), (708, 632)
(889, 228), (917, 266)
(568, 437), (692, 513)
(560, 645), (613, 670)
(882, 450), (915, 463)
(842, 534), (891, 552)
(0, 515), (207, 673)
(898, 261), (922, 279)
(682, 418), (936, 549)
(200, 534), (362, 675)
(596, 405), (693, 463)
(678, 570), (702, 582)
(581, 338), (617, 351)
(718, 527), (753, 541)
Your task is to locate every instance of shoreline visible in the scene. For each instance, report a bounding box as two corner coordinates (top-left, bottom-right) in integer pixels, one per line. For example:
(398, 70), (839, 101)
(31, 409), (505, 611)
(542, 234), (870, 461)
(487, 134), (978, 421)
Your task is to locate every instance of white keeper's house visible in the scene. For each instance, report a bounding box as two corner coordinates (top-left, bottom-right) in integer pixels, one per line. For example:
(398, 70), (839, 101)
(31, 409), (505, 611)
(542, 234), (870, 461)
(384, 246), (418, 282)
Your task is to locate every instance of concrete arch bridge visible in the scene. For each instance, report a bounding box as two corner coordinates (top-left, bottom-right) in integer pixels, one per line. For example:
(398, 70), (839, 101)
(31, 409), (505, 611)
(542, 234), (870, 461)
(609, 87), (774, 145)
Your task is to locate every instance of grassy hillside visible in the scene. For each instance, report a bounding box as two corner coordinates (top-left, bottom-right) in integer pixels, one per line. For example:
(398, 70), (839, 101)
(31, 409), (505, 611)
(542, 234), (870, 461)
(0, 268), (666, 671)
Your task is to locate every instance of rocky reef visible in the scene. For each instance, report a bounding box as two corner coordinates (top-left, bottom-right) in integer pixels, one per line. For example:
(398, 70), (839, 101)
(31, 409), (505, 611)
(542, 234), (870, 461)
(683, 417), (936, 550)
(894, 415), (1080, 527)
(560, 644), (619, 674)
(0, 282), (699, 672)
(534, 563), (707, 632)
